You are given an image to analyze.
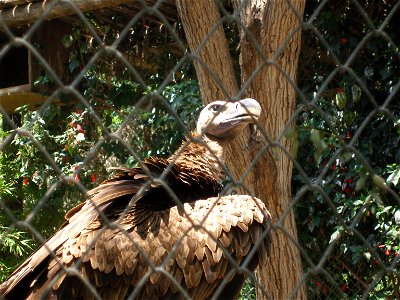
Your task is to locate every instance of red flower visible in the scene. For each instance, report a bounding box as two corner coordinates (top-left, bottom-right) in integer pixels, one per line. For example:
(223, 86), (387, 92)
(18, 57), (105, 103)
(76, 124), (84, 132)
(69, 121), (75, 127)
(337, 87), (344, 93)
(22, 177), (29, 186)
(91, 173), (96, 183)
(73, 165), (80, 181)
(323, 287), (327, 295)
(346, 131), (352, 139)
(341, 284), (347, 292)
(343, 185), (351, 194)
(344, 177), (353, 183)
(76, 109), (82, 115)
(341, 37), (347, 45)
(385, 249), (391, 256)
(378, 244), (385, 249)
(316, 281), (321, 287)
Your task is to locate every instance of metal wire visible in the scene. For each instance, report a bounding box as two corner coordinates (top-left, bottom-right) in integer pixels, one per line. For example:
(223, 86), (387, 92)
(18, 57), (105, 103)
(0, 0), (399, 299)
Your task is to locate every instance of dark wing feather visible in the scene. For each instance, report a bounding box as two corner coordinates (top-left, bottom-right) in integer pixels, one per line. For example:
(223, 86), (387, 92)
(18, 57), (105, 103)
(0, 177), (140, 298)
(0, 158), (222, 299)
(0, 157), (269, 300)
(34, 195), (271, 299)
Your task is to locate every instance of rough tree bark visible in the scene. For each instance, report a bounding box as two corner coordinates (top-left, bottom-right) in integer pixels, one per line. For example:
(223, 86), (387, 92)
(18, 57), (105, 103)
(233, 1), (307, 299)
(176, 0), (239, 100)
(176, 0), (306, 299)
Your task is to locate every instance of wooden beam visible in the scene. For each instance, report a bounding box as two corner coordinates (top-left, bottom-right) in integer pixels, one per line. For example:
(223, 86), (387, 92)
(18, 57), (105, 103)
(0, 1), (38, 10)
(0, 83), (30, 95)
(0, 91), (62, 113)
(0, 0), (140, 29)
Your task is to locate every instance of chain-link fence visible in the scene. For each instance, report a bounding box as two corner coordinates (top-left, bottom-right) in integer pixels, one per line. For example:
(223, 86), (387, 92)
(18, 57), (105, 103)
(0, 0), (399, 299)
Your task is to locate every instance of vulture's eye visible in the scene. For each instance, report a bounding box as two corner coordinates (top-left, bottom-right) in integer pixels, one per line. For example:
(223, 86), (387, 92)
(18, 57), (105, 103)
(210, 104), (222, 112)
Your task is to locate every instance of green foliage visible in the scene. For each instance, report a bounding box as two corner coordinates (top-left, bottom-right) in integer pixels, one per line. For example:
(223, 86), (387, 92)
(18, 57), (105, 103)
(295, 0), (400, 298)
(0, 14), (201, 281)
(0, 155), (35, 281)
(0, 77), (202, 280)
(239, 280), (256, 300)
(0, 227), (34, 282)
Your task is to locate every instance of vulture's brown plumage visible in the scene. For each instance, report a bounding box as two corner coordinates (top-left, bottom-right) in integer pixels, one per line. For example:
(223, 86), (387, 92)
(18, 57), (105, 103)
(0, 98), (271, 300)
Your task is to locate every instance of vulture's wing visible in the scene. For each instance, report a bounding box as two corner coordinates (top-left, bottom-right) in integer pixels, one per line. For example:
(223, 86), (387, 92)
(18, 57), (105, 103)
(32, 195), (271, 299)
(0, 158), (223, 299)
(0, 170), (142, 297)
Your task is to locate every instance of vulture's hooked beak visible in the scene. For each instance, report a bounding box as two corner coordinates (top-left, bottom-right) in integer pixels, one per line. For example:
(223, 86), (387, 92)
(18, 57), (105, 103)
(220, 98), (261, 127)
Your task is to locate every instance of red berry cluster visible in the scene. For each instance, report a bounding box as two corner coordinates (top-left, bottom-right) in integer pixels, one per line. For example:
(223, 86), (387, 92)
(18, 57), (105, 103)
(69, 110), (86, 134)
(343, 177), (353, 194)
(22, 177), (29, 186)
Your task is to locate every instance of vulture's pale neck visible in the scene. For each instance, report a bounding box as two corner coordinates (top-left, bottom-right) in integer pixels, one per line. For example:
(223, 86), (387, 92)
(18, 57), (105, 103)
(169, 132), (226, 181)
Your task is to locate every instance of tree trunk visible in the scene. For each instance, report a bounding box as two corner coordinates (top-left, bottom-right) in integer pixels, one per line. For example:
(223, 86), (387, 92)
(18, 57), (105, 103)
(176, 0), (239, 101)
(232, 1), (307, 298)
(176, 0), (306, 299)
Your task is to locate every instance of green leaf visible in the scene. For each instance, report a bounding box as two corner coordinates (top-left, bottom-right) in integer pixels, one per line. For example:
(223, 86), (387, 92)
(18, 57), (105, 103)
(343, 111), (357, 124)
(67, 144), (73, 155)
(335, 91), (347, 110)
(310, 129), (327, 162)
(352, 85), (362, 103)
(69, 57), (80, 73)
(80, 43), (89, 53)
(387, 167), (400, 186)
(61, 35), (74, 48)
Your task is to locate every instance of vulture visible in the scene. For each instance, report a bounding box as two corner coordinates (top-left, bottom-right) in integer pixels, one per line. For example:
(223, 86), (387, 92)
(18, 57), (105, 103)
(0, 98), (272, 300)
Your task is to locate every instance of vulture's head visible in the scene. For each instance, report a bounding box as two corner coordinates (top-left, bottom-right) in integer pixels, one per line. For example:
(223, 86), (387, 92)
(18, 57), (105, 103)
(174, 98), (261, 176)
(196, 98), (261, 140)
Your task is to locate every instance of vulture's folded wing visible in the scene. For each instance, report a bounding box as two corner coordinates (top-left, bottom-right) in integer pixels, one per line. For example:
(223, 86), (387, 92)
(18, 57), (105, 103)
(0, 170), (145, 297)
(39, 195), (271, 300)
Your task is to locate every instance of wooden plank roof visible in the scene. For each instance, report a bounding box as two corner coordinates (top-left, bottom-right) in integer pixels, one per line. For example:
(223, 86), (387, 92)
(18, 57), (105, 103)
(0, 0), (177, 30)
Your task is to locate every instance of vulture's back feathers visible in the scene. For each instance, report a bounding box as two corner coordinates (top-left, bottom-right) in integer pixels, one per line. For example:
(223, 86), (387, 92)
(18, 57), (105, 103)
(51, 195), (270, 300)
(0, 99), (271, 299)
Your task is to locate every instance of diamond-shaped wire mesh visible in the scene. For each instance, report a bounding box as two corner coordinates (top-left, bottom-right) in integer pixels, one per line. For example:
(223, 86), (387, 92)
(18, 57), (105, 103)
(0, 0), (399, 299)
